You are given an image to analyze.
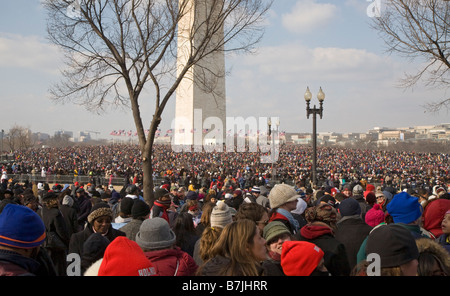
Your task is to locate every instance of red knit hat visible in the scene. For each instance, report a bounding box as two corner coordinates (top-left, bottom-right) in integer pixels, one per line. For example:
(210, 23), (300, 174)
(281, 241), (324, 276)
(98, 236), (157, 276)
(365, 204), (385, 227)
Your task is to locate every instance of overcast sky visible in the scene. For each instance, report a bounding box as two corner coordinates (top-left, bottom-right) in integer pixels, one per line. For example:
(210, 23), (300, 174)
(1, 0), (449, 140)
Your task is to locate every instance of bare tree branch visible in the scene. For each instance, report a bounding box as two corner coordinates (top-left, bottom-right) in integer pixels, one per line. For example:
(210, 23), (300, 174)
(371, 0), (450, 112)
(43, 0), (272, 202)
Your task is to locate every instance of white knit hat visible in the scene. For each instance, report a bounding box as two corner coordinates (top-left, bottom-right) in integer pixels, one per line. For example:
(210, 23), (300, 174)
(210, 201), (233, 228)
(268, 184), (300, 209)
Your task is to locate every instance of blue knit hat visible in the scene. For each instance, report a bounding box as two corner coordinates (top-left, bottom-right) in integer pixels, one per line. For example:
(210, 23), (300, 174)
(0, 204), (46, 248)
(386, 192), (423, 224)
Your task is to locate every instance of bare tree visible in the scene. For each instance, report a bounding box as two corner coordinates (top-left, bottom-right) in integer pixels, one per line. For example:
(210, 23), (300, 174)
(43, 0), (272, 203)
(5, 125), (34, 151)
(371, 0), (450, 112)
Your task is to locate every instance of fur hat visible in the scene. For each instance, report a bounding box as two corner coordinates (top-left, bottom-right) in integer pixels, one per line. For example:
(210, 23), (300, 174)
(87, 203), (112, 224)
(268, 184), (300, 209)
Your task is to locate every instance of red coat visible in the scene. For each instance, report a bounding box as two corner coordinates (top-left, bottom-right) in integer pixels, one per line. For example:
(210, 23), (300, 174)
(423, 199), (450, 238)
(144, 246), (197, 276)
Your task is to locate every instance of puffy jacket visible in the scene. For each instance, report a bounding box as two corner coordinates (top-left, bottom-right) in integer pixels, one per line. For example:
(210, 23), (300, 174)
(295, 222), (351, 276)
(144, 246), (197, 276)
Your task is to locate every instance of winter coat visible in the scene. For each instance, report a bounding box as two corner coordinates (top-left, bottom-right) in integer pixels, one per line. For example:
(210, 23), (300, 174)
(38, 206), (71, 276)
(198, 255), (264, 276)
(437, 234), (450, 255)
(294, 222), (351, 276)
(77, 194), (92, 227)
(144, 246), (197, 276)
(0, 249), (41, 276)
(422, 199), (450, 238)
(262, 252), (285, 276)
(352, 195), (370, 220)
(59, 204), (79, 236)
(69, 224), (125, 257)
(118, 218), (144, 242)
(334, 215), (372, 270)
(416, 237), (450, 276)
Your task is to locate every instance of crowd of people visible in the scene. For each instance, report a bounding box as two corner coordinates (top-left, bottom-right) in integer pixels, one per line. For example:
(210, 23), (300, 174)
(6, 144), (450, 191)
(0, 143), (449, 277)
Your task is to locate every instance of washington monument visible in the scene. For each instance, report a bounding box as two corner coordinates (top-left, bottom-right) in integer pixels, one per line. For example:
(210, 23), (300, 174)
(174, 0), (227, 146)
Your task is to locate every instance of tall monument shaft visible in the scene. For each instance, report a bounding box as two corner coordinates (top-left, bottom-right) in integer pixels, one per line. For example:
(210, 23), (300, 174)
(174, 0), (226, 146)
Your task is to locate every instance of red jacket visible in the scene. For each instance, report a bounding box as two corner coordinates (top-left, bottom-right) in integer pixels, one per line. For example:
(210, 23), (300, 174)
(144, 246), (198, 276)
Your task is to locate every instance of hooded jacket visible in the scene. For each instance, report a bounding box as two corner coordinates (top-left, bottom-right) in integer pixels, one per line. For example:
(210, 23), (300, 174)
(295, 222), (351, 276)
(416, 237), (450, 276)
(144, 246), (197, 276)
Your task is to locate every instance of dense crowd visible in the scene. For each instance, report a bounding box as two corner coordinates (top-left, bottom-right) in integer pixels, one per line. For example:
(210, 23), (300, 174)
(5, 144), (450, 191)
(0, 144), (449, 278)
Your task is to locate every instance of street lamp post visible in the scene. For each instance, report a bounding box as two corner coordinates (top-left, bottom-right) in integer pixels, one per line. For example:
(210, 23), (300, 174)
(268, 118), (279, 182)
(304, 87), (325, 187)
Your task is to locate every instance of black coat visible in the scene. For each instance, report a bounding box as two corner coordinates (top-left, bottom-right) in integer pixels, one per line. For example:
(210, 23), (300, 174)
(334, 216), (373, 270)
(38, 206), (71, 276)
(59, 204), (79, 237)
(294, 223), (351, 276)
(69, 224), (125, 257)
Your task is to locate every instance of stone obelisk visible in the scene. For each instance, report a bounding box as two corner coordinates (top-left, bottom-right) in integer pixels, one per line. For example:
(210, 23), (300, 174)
(174, 0), (226, 146)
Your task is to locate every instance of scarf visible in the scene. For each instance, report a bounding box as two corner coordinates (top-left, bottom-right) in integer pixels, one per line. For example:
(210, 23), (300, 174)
(276, 208), (300, 233)
(153, 200), (170, 223)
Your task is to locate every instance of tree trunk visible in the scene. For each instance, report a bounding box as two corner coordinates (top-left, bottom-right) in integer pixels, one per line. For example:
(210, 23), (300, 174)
(141, 114), (161, 206)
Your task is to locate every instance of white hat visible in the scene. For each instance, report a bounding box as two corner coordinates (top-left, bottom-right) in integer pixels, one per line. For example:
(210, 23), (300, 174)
(268, 184), (300, 209)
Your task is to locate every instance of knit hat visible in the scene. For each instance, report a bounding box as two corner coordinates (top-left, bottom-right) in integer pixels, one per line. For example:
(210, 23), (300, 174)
(305, 203), (338, 227)
(386, 192), (423, 224)
(119, 197), (134, 215)
(87, 203), (113, 224)
(62, 195), (74, 207)
(365, 224), (419, 268)
(98, 236), (157, 276)
(338, 197), (361, 217)
(365, 204), (385, 227)
(135, 217), (176, 250)
(186, 190), (199, 200)
(210, 201), (233, 228)
(352, 185), (364, 195)
(0, 204), (46, 248)
(131, 199), (150, 219)
(263, 221), (291, 243)
(154, 188), (169, 200)
(281, 241), (324, 276)
(268, 184), (300, 209)
(81, 233), (110, 271)
(251, 186), (261, 193)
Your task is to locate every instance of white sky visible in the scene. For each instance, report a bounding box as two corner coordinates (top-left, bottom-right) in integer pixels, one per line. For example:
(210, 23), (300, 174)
(0, 0), (449, 139)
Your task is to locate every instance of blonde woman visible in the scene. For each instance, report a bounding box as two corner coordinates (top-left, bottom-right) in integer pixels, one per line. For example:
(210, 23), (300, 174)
(197, 219), (268, 276)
